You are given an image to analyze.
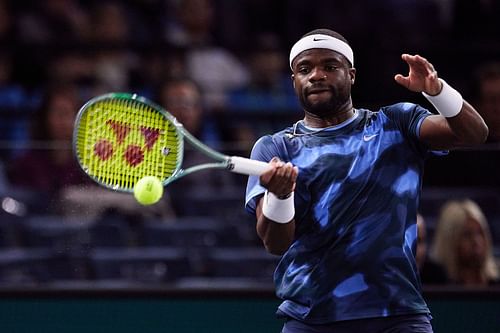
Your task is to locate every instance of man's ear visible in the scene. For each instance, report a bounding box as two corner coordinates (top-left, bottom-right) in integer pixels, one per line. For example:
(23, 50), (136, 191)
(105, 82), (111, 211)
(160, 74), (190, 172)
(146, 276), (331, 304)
(349, 68), (356, 85)
(291, 74), (295, 88)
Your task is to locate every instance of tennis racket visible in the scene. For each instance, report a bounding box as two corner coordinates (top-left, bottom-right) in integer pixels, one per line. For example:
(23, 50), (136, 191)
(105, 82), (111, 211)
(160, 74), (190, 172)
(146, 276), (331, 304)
(73, 92), (269, 192)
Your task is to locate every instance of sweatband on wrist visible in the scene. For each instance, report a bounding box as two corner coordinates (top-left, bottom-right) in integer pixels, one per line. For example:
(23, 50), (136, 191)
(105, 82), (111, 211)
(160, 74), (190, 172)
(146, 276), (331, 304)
(262, 190), (295, 224)
(422, 79), (463, 118)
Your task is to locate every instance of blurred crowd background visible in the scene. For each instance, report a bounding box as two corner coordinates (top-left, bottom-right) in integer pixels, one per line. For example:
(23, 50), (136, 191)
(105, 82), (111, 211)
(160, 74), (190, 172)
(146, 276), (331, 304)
(0, 0), (499, 288)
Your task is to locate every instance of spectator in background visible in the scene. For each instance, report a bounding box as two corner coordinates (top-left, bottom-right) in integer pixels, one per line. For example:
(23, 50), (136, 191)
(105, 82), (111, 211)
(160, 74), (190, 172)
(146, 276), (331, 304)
(416, 214), (449, 285)
(432, 199), (499, 286)
(0, 51), (35, 159)
(46, 51), (95, 95)
(163, 0), (249, 109)
(157, 77), (221, 148)
(131, 50), (186, 99)
(5, 84), (90, 212)
(87, 1), (140, 93)
(227, 32), (298, 113)
(16, 0), (90, 43)
(225, 32), (301, 153)
(164, 0), (214, 47)
(473, 62), (500, 142)
(0, 0), (14, 44)
(156, 77), (235, 216)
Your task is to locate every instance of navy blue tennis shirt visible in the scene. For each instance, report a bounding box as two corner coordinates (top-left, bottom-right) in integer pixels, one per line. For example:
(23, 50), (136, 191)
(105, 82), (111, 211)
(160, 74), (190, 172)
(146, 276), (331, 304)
(245, 103), (435, 324)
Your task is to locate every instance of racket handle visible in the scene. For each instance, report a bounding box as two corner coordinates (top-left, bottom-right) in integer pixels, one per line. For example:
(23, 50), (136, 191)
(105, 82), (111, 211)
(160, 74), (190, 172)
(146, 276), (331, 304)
(228, 156), (270, 175)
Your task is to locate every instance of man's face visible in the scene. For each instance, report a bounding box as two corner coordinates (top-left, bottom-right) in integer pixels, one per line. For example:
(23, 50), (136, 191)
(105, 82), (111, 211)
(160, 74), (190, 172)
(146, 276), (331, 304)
(291, 49), (355, 117)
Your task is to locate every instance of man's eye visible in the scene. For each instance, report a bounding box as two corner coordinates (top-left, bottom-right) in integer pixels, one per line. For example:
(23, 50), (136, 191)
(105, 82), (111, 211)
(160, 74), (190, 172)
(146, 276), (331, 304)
(298, 67), (310, 74)
(326, 65), (338, 71)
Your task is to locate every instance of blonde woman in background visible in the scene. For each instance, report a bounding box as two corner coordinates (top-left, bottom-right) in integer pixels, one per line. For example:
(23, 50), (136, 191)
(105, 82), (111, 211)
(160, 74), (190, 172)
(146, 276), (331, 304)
(432, 199), (499, 286)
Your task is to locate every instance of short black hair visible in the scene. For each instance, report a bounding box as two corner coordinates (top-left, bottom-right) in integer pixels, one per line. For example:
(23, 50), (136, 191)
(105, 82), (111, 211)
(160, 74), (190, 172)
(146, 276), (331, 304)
(301, 28), (350, 45)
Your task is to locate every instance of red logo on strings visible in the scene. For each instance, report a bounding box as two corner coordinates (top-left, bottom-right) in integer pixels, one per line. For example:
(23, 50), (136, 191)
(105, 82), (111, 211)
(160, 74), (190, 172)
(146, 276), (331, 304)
(93, 120), (160, 167)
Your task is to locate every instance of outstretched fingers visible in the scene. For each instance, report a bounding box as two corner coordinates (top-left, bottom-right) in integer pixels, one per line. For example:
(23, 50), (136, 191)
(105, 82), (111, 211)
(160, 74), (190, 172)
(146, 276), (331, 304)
(394, 54), (441, 93)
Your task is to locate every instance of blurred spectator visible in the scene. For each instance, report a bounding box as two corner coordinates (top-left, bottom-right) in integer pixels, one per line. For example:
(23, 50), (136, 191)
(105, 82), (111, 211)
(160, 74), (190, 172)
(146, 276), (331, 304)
(225, 32), (300, 152)
(88, 1), (141, 44)
(416, 214), (449, 285)
(87, 1), (141, 93)
(422, 59), (500, 186)
(226, 32), (299, 113)
(164, 0), (214, 47)
(163, 0), (249, 109)
(157, 77), (221, 147)
(46, 51), (95, 87)
(0, 0), (15, 43)
(473, 62), (500, 142)
(16, 0), (90, 43)
(0, 51), (35, 158)
(0, 52), (23, 107)
(431, 199), (499, 286)
(5, 84), (91, 212)
(156, 77), (235, 216)
(130, 50), (186, 99)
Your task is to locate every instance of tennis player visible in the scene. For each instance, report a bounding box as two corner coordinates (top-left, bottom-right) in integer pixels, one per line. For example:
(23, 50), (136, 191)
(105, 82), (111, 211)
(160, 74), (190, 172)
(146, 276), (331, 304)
(245, 28), (488, 333)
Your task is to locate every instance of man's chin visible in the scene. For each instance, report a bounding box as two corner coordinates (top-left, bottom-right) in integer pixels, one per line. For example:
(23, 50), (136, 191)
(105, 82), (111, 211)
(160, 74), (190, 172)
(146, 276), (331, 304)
(307, 92), (331, 103)
(303, 100), (334, 115)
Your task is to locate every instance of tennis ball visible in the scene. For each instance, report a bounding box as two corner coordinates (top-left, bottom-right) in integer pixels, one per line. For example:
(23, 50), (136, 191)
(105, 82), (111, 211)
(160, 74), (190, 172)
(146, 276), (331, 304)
(133, 176), (163, 205)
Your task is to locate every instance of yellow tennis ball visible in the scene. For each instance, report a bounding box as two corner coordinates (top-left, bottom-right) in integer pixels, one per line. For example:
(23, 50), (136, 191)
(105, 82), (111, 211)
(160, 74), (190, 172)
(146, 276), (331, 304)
(133, 176), (163, 205)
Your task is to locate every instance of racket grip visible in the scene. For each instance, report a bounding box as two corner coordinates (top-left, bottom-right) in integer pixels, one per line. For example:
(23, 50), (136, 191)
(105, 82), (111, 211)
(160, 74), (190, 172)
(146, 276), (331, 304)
(229, 156), (270, 175)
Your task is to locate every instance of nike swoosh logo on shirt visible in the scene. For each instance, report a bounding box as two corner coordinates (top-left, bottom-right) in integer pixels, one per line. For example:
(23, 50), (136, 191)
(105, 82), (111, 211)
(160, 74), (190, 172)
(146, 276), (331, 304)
(363, 134), (379, 142)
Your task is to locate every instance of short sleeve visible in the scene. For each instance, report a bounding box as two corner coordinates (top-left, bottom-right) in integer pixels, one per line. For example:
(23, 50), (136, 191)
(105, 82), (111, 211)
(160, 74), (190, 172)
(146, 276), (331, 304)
(382, 103), (432, 139)
(381, 103), (440, 156)
(244, 135), (282, 215)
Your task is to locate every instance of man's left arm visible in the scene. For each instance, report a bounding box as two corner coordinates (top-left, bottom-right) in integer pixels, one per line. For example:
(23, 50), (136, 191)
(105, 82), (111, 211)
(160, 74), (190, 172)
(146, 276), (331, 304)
(395, 54), (488, 149)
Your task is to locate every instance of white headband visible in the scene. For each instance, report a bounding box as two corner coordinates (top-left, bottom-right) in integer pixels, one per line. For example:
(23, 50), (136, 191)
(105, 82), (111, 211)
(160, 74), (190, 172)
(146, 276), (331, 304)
(289, 34), (354, 69)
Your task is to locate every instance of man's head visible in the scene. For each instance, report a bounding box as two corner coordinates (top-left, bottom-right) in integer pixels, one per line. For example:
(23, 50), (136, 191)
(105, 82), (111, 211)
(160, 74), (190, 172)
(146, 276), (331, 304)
(290, 29), (356, 117)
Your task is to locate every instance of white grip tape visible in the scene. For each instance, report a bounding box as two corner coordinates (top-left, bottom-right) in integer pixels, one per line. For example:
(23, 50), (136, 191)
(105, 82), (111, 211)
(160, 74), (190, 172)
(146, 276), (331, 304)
(230, 156), (270, 175)
(262, 191), (295, 224)
(422, 79), (463, 118)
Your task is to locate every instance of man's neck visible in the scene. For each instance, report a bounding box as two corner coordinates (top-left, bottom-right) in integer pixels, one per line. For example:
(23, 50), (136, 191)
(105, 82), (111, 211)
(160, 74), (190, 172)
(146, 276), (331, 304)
(304, 106), (355, 128)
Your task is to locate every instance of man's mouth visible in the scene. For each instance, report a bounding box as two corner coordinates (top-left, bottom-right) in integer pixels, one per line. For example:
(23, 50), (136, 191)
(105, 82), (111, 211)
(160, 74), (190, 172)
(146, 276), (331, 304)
(307, 89), (331, 97)
(307, 86), (331, 96)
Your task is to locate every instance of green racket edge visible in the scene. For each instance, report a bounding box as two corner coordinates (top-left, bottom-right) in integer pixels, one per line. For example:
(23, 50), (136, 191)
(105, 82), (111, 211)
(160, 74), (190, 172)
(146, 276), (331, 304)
(72, 92), (187, 192)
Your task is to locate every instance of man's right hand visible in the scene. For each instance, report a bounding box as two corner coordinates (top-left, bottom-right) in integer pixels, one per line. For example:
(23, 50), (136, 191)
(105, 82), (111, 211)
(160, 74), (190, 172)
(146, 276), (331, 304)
(259, 157), (299, 198)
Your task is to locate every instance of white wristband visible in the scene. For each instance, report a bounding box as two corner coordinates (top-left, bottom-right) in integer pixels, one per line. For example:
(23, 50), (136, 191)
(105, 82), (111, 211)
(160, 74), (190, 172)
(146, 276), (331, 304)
(262, 191), (295, 224)
(422, 79), (463, 118)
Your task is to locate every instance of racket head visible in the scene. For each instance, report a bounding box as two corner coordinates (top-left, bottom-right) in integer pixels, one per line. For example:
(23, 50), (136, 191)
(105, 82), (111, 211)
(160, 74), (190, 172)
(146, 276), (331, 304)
(73, 93), (184, 192)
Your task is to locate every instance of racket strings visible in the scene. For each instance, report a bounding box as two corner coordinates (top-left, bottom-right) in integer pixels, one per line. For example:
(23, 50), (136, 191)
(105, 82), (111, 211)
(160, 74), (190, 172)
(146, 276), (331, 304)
(75, 97), (181, 191)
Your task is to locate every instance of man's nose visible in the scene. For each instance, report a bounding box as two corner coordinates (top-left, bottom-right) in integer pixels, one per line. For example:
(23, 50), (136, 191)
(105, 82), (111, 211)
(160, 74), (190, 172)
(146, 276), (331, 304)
(309, 68), (327, 81)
